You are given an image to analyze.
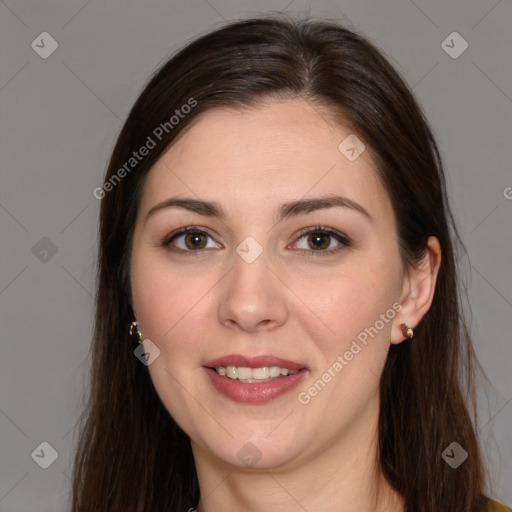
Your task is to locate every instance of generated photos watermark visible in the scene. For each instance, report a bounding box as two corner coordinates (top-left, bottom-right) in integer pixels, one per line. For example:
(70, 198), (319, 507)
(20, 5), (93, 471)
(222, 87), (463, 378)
(297, 302), (402, 405)
(134, 339), (161, 366)
(93, 97), (198, 199)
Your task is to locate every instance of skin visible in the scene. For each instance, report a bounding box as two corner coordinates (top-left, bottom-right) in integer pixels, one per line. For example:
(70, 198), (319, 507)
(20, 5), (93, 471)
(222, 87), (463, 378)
(130, 98), (441, 512)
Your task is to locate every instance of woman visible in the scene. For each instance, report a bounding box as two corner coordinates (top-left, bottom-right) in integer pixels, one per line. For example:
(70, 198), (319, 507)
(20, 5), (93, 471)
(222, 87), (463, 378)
(71, 15), (510, 512)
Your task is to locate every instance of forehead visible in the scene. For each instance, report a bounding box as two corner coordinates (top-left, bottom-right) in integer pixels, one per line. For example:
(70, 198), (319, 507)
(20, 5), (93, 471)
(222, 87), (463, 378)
(139, 99), (392, 223)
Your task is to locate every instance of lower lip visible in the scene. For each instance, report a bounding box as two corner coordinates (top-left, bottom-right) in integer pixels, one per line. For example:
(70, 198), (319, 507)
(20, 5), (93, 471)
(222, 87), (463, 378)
(203, 367), (308, 403)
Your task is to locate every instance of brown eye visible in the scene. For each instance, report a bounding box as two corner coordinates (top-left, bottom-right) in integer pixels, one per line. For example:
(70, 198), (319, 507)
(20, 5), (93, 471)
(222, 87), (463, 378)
(183, 231), (208, 250)
(162, 225), (349, 258)
(162, 227), (220, 253)
(293, 226), (350, 258)
(306, 231), (331, 250)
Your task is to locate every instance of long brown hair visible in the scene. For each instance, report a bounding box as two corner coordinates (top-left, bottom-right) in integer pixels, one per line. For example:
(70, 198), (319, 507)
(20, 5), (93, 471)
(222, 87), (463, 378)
(72, 15), (493, 511)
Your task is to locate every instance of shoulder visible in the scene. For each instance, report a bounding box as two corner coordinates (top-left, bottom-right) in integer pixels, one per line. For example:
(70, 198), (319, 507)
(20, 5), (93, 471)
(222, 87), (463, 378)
(488, 499), (512, 512)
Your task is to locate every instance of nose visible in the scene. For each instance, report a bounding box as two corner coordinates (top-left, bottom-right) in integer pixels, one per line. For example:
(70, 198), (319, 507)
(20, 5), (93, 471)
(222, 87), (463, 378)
(218, 249), (289, 333)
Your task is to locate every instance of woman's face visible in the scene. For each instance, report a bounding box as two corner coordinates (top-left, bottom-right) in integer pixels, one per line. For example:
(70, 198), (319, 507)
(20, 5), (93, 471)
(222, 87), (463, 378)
(130, 98), (407, 470)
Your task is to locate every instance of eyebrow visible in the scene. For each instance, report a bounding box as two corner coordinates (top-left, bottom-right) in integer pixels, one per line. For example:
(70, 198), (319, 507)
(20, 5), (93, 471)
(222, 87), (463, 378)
(144, 194), (372, 224)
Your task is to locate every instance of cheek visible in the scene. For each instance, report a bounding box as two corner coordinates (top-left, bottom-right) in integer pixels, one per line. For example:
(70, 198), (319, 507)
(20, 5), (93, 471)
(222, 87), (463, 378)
(131, 244), (401, 359)
(130, 255), (214, 432)
(305, 260), (400, 349)
(297, 274), (398, 414)
(131, 244), (194, 332)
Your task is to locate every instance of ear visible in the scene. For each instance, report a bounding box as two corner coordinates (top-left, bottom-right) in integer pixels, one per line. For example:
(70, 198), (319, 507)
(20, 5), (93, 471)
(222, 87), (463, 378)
(391, 236), (442, 344)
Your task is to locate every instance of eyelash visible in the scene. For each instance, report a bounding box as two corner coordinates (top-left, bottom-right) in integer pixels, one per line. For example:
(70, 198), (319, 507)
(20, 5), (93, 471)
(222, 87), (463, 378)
(161, 225), (350, 258)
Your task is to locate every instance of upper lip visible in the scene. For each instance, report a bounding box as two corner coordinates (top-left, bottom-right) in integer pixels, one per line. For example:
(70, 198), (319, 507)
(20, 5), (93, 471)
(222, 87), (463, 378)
(204, 354), (307, 371)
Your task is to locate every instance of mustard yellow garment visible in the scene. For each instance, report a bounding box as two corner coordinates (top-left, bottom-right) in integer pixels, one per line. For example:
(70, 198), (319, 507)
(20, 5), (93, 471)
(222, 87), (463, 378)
(488, 499), (512, 512)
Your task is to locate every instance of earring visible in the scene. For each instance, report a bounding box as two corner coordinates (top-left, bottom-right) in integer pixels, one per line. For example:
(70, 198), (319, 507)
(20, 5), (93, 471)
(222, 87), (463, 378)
(400, 323), (414, 339)
(129, 321), (142, 344)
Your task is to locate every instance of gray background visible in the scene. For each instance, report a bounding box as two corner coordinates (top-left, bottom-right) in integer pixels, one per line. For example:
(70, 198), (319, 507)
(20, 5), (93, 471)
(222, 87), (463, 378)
(1, 1), (511, 510)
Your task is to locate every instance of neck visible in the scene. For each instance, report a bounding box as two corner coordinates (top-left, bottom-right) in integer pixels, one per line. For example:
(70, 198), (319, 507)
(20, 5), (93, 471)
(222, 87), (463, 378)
(192, 393), (404, 512)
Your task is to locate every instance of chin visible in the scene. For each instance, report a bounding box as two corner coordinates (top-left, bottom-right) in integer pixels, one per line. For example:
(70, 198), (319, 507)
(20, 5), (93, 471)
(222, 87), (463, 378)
(197, 428), (309, 471)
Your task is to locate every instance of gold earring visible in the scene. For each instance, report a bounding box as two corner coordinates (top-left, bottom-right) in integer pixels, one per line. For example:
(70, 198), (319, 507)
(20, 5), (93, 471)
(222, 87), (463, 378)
(129, 321), (142, 344)
(400, 323), (414, 339)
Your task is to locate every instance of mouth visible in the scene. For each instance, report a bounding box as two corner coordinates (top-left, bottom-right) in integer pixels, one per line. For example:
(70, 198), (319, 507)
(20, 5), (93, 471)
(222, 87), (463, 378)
(203, 354), (309, 403)
(212, 365), (299, 383)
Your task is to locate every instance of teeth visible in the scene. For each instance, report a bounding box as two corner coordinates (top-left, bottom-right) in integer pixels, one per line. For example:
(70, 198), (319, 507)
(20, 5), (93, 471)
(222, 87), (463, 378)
(269, 366), (281, 378)
(217, 366), (299, 381)
(237, 366), (252, 380)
